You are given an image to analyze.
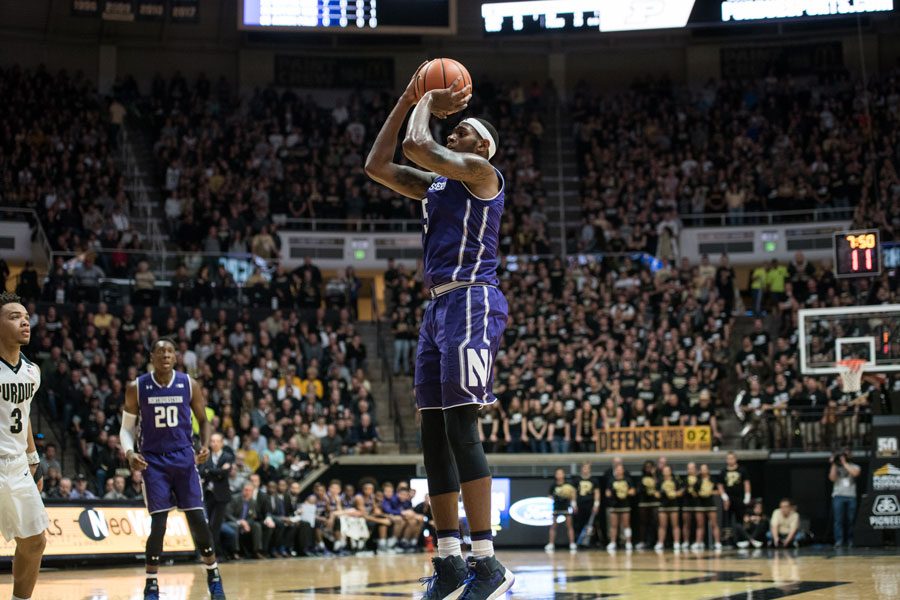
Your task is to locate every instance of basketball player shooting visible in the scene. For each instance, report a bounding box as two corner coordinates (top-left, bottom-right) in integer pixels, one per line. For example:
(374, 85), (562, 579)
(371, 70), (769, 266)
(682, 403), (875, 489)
(365, 65), (515, 600)
(0, 292), (49, 600)
(118, 338), (226, 600)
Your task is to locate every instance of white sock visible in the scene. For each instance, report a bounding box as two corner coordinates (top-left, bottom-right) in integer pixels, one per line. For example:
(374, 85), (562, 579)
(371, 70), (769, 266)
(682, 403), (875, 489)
(438, 536), (462, 559)
(204, 562), (218, 571)
(13, 595), (30, 600)
(471, 539), (493, 559)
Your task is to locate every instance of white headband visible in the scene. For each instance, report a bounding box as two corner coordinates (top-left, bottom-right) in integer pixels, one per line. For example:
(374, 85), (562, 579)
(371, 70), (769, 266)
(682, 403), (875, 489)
(462, 118), (496, 160)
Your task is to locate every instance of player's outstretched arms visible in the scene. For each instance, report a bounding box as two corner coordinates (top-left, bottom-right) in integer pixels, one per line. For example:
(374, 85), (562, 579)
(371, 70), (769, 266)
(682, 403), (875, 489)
(365, 63), (437, 200)
(120, 381), (147, 471)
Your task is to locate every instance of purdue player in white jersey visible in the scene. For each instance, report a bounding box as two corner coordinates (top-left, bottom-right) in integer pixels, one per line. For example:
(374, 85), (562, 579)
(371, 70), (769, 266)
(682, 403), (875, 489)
(0, 292), (49, 600)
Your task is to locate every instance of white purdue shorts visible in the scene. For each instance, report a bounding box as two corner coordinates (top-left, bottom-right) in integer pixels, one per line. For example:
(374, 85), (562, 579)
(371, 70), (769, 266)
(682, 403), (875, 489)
(0, 455), (50, 542)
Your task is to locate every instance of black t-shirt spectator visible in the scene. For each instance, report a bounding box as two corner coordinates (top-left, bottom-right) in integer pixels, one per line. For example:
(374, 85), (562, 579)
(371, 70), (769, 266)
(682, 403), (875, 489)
(790, 389), (826, 422)
(660, 401), (686, 425)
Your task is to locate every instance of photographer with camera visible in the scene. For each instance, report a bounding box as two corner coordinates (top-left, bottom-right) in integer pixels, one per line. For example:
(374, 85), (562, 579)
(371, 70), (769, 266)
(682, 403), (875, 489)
(829, 448), (860, 548)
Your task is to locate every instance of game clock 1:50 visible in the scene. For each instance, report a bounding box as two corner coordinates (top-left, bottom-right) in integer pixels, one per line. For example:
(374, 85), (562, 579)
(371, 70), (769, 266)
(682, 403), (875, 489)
(834, 229), (881, 278)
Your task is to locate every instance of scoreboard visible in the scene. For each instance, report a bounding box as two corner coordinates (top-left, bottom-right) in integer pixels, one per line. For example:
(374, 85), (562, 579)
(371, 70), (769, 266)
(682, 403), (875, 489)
(239, 0), (454, 34)
(834, 229), (882, 278)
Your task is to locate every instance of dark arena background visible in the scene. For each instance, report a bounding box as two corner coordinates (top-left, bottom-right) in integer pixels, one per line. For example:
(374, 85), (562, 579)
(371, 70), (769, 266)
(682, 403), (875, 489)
(1, 0), (900, 598)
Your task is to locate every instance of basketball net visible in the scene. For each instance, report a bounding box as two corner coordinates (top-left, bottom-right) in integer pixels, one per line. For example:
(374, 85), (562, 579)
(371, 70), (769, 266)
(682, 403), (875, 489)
(836, 359), (867, 393)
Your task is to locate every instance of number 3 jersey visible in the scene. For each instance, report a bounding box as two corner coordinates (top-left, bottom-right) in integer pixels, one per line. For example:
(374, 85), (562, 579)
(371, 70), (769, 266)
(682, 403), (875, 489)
(0, 353), (40, 456)
(137, 370), (193, 454)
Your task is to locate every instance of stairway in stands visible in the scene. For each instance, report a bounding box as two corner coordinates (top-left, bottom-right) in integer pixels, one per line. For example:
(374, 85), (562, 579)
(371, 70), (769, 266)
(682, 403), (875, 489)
(542, 101), (581, 255)
(356, 322), (416, 454)
(121, 120), (169, 256)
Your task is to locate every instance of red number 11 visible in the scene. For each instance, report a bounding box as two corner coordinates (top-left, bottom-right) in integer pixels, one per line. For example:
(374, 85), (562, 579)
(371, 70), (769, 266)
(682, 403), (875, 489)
(865, 248), (872, 270)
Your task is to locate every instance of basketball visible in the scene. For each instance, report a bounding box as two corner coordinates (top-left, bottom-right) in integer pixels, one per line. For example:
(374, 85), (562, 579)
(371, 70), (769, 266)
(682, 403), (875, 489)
(414, 58), (473, 100)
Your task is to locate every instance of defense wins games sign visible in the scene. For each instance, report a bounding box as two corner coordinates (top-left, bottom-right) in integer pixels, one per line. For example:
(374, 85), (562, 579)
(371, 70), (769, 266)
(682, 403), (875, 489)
(596, 426), (712, 452)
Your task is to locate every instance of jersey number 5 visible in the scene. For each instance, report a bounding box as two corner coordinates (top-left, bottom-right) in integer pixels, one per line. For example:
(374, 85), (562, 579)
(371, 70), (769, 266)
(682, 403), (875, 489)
(154, 405), (179, 428)
(10, 408), (22, 434)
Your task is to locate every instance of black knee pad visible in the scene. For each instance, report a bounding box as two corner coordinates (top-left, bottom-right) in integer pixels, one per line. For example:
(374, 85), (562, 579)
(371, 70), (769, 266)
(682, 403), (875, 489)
(146, 511), (168, 565)
(444, 405), (491, 484)
(185, 508), (216, 558)
(419, 399), (460, 496)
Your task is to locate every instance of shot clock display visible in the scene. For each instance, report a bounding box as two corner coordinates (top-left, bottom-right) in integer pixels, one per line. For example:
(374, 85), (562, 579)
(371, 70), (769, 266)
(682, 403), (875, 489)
(834, 229), (881, 278)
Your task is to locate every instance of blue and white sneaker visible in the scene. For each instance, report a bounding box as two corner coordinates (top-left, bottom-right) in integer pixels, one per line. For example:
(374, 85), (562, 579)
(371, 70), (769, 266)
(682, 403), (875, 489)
(207, 569), (227, 600)
(420, 555), (469, 600)
(458, 556), (515, 600)
(143, 580), (160, 600)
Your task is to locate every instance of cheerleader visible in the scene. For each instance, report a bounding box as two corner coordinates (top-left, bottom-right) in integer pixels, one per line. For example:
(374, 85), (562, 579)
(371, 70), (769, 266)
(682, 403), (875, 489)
(680, 462), (698, 550)
(656, 465), (684, 551)
(635, 461), (660, 550)
(605, 463), (636, 551)
(545, 468), (577, 552)
(693, 464), (722, 550)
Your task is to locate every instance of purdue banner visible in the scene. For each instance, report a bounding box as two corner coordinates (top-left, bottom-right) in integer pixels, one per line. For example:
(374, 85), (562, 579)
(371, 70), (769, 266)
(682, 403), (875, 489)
(596, 426), (711, 453)
(0, 505), (195, 559)
(855, 416), (900, 545)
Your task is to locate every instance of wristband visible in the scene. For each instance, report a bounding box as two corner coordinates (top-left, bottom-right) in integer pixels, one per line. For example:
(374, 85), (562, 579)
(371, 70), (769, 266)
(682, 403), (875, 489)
(743, 493), (751, 505)
(26, 451), (40, 465)
(721, 492), (730, 504)
(593, 501), (600, 509)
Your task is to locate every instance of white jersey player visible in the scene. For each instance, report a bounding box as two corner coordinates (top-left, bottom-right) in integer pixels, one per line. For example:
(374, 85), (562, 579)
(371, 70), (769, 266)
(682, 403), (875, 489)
(0, 292), (49, 600)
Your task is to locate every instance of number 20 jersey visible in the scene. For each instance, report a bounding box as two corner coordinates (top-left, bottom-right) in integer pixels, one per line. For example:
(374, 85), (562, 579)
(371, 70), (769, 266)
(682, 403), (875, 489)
(137, 370), (193, 454)
(0, 353), (40, 456)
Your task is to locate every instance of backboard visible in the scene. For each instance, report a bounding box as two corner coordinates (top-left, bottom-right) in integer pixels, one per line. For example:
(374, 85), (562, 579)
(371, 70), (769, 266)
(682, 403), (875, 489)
(798, 304), (900, 375)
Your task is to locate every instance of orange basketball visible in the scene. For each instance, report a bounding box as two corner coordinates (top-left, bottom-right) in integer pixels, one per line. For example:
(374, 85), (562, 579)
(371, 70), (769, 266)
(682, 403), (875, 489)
(414, 58), (473, 101)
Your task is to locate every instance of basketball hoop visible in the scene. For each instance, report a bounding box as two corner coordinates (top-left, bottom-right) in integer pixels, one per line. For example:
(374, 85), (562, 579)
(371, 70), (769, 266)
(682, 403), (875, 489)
(836, 359), (867, 393)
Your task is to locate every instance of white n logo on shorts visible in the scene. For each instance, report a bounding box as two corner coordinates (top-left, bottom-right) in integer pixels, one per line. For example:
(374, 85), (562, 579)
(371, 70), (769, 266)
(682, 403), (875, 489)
(466, 348), (492, 388)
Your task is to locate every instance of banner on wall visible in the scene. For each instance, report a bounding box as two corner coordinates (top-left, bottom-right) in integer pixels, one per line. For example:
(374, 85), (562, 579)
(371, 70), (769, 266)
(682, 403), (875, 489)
(274, 55), (394, 89)
(71, 0), (101, 16)
(102, 0), (136, 21)
(0, 505), (195, 558)
(170, 0), (199, 22)
(856, 416), (900, 543)
(595, 426), (712, 453)
(136, 0), (166, 20)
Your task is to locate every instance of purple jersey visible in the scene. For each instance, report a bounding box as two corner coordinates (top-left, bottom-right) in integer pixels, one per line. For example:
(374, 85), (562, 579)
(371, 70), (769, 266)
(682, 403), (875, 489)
(422, 169), (505, 290)
(137, 370), (193, 454)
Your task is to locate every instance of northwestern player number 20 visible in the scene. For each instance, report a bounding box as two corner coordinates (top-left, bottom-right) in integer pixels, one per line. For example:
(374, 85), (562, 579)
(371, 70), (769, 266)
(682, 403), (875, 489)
(154, 405), (179, 428)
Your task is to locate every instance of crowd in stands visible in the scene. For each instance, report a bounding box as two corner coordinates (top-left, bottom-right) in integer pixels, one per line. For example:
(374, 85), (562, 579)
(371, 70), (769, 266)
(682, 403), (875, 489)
(146, 74), (555, 256)
(570, 71), (900, 256)
(23, 257), (382, 511)
(733, 251), (899, 450)
(0, 65), (138, 256)
(390, 252), (738, 450)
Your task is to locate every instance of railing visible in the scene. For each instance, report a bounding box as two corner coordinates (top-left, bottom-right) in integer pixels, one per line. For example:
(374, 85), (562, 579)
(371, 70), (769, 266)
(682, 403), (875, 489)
(733, 405), (874, 455)
(0, 206), (52, 270)
(680, 206), (854, 227)
(371, 283), (405, 452)
(275, 216), (421, 233)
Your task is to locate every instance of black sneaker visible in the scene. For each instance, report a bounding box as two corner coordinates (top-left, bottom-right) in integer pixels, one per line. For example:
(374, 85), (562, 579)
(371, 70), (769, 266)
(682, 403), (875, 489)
(458, 556), (515, 600)
(420, 555), (469, 600)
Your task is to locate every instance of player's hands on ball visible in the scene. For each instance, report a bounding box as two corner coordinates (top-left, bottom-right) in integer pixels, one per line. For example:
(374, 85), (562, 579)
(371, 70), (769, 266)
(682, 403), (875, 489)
(402, 61), (428, 105)
(427, 78), (472, 119)
(196, 446), (210, 464)
(127, 450), (148, 471)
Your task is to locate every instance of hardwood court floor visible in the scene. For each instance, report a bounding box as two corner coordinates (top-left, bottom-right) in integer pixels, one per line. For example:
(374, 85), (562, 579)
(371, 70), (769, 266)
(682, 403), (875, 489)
(3, 548), (899, 599)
